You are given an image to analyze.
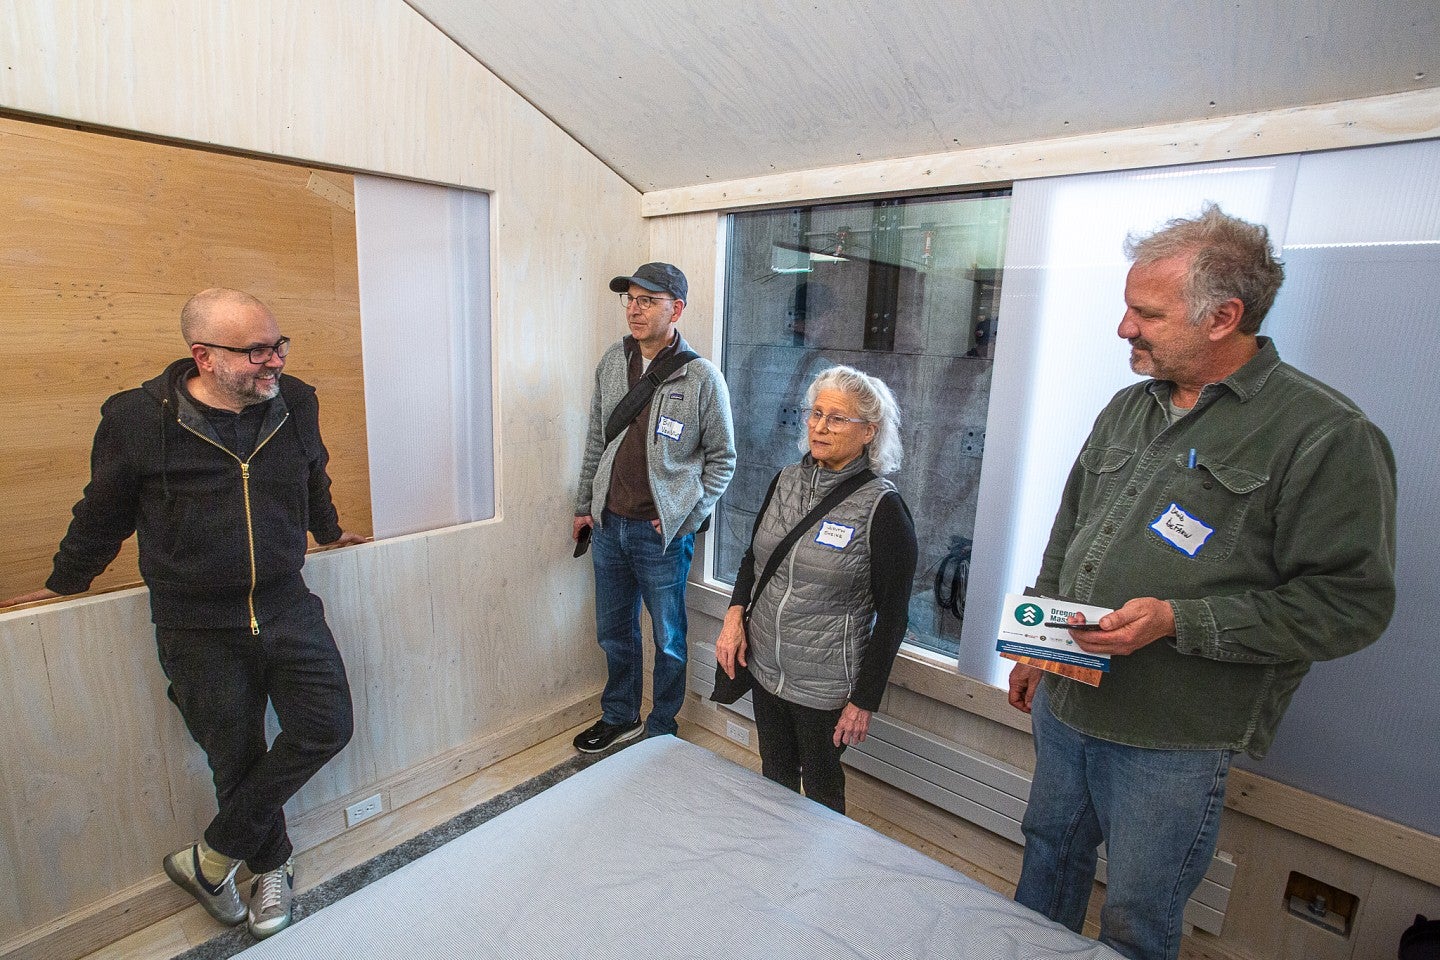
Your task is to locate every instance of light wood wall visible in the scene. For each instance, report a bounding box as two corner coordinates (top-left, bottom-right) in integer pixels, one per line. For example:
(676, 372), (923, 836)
(0, 1), (643, 956)
(0, 115), (372, 601)
(3, 1), (1433, 958)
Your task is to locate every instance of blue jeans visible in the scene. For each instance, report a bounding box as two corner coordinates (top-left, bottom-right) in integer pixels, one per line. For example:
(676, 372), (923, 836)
(592, 510), (694, 736)
(1016, 684), (1232, 960)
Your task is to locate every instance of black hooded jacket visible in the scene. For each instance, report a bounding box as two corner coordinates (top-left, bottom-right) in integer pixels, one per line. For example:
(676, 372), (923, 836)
(47, 357), (345, 630)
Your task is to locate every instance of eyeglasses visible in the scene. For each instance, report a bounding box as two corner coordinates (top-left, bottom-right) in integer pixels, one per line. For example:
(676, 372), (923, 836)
(807, 408), (869, 430)
(619, 293), (675, 310)
(195, 337), (291, 364)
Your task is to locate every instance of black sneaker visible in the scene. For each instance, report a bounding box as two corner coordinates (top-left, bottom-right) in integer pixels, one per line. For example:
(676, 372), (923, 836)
(572, 718), (644, 753)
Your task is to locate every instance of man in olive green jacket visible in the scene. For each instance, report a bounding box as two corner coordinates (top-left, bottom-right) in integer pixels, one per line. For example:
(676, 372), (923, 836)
(1008, 205), (1396, 960)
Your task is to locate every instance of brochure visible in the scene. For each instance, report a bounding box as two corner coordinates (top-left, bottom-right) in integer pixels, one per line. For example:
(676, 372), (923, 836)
(996, 593), (1113, 686)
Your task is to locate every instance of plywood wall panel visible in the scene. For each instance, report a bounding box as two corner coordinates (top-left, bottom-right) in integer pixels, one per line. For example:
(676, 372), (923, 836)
(0, 593), (200, 934)
(1218, 812), (1378, 960)
(0, 0), (645, 953)
(283, 545), (377, 810)
(647, 211), (721, 356)
(0, 613), (46, 933)
(343, 537), (452, 781)
(0, 120), (346, 300)
(0, 120), (372, 601)
(423, 523), (606, 724)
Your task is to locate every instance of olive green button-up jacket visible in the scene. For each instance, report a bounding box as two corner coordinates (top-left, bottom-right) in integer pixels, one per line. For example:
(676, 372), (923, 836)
(1038, 338), (1397, 758)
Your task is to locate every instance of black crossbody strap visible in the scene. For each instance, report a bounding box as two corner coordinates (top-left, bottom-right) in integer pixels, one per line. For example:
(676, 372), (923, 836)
(603, 350), (700, 446)
(745, 468), (877, 623)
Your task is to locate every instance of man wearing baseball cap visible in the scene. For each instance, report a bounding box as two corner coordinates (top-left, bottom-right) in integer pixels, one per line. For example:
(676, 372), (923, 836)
(571, 262), (736, 752)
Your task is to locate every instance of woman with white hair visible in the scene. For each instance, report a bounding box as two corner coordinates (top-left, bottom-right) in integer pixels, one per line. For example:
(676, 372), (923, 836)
(716, 365), (917, 813)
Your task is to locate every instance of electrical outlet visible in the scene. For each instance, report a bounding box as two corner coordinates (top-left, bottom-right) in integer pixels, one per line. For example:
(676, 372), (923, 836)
(345, 793), (383, 828)
(726, 720), (751, 747)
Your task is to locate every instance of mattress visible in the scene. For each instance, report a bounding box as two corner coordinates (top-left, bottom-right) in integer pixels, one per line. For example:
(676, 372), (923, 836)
(238, 736), (1121, 959)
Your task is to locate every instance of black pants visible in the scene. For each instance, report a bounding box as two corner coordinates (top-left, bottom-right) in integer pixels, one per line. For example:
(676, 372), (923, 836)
(156, 593), (353, 872)
(750, 682), (848, 814)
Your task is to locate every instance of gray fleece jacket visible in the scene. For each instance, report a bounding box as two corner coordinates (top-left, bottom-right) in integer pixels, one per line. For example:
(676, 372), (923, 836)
(575, 333), (736, 548)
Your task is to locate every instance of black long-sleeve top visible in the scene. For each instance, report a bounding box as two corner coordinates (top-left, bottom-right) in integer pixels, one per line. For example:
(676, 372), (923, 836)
(729, 469), (918, 712)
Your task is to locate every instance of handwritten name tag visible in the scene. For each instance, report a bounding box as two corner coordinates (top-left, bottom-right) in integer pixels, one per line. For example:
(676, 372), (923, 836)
(655, 416), (684, 441)
(815, 520), (855, 549)
(1149, 502), (1215, 557)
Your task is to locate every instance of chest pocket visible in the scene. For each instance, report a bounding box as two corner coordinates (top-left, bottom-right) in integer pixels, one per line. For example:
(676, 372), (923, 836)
(1145, 452), (1268, 563)
(1077, 446), (1134, 523)
(651, 383), (700, 454)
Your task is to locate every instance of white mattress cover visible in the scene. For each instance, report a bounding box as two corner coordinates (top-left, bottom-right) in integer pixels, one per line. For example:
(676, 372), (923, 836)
(239, 736), (1122, 959)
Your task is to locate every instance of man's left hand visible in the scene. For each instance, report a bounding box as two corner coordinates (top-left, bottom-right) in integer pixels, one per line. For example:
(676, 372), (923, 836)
(1073, 597), (1176, 656)
(833, 703), (872, 747)
(331, 530), (368, 547)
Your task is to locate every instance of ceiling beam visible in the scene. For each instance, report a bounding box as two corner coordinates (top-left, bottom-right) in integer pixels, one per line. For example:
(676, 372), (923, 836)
(642, 88), (1440, 217)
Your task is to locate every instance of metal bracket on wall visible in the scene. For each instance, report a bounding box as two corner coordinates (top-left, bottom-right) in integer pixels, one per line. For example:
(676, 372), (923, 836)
(778, 404), (806, 430)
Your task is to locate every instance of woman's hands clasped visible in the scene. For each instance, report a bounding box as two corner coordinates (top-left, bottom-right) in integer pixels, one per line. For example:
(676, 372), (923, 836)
(715, 605), (748, 680)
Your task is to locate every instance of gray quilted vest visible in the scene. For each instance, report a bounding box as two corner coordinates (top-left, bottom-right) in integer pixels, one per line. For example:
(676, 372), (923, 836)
(746, 456), (895, 710)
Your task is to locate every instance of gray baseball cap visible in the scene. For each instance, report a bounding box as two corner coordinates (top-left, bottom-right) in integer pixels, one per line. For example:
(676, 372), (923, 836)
(609, 262), (687, 301)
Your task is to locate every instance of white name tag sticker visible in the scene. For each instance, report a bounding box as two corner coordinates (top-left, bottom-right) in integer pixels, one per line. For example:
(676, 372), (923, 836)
(655, 416), (684, 441)
(1149, 502), (1215, 557)
(815, 520), (855, 549)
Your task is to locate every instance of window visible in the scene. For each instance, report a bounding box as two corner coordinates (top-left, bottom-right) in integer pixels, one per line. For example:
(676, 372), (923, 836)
(713, 189), (1010, 658)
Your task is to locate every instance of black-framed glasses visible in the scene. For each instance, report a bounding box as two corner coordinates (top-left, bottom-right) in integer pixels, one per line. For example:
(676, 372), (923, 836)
(619, 293), (675, 310)
(195, 337), (291, 364)
(807, 408), (869, 429)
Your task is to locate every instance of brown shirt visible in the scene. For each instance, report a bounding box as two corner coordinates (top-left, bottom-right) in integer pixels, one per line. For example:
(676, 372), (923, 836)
(605, 332), (679, 520)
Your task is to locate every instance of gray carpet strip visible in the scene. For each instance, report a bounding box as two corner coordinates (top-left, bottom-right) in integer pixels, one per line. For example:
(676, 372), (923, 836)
(170, 748), (608, 960)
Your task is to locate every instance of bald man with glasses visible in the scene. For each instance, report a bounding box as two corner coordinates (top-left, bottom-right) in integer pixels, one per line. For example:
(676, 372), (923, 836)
(2, 288), (365, 940)
(572, 262), (736, 753)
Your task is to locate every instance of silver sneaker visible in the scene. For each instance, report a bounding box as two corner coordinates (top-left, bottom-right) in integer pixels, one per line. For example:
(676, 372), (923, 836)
(162, 843), (245, 926)
(248, 859), (295, 939)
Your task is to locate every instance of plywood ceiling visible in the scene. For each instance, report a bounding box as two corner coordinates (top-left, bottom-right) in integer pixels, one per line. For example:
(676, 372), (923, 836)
(405, 0), (1438, 192)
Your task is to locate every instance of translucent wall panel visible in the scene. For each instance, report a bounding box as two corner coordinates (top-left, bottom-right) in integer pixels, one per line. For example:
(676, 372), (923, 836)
(355, 177), (494, 538)
(965, 140), (1440, 833)
(963, 156), (1297, 682)
(1239, 140), (1440, 834)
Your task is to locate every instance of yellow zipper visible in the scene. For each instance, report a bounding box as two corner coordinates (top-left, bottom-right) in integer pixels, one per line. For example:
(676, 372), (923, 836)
(240, 461), (258, 633)
(176, 412), (289, 635)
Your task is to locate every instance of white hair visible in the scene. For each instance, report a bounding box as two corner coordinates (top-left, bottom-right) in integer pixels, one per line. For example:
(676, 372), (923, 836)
(798, 365), (904, 475)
